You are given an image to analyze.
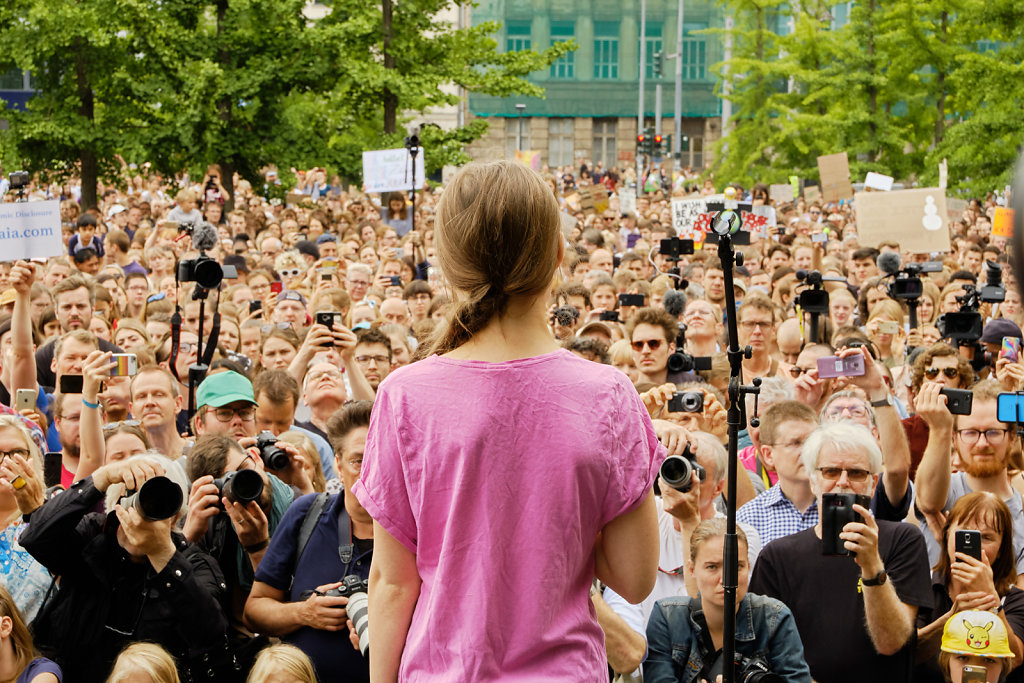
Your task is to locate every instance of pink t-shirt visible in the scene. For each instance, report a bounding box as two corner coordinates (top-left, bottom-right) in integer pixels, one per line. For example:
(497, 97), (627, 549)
(353, 349), (663, 681)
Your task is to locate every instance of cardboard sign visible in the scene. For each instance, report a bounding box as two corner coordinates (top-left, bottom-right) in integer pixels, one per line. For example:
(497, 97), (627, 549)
(864, 172), (894, 192)
(993, 207), (1015, 238)
(671, 199), (709, 239)
(770, 184), (794, 204)
(285, 192), (308, 206)
(362, 147), (426, 194)
(946, 198), (967, 222)
(818, 152), (854, 202)
(804, 185), (821, 204)
(0, 200), (62, 262)
(854, 188), (951, 253)
(579, 184), (609, 215)
(939, 158), (948, 190)
(619, 188), (637, 216)
(514, 149), (541, 170)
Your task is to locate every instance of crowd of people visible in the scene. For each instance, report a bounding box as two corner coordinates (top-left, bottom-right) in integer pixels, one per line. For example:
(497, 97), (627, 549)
(0, 156), (1017, 683)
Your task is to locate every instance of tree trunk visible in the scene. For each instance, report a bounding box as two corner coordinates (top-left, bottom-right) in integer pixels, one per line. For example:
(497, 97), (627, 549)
(74, 41), (97, 209)
(216, 0), (236, 211)
(935, 11), (948, 147)
(382, 0), (397, 134)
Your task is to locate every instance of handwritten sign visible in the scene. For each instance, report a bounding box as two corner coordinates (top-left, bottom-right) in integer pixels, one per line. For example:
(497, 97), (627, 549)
(362, 148), (426, 194)
(864, 172), (894, 192)
(770, 184), (794, 203)
(818, 152), (854, 202)
(515, 150), (541, 171)
(993, 207), (1015, 238)
(619, 188), (636, 216)
(671, 198), (769, 240)
(0, 200), (63, 262)
(804, 185), (821, 204)
(855, 188), (951, 254)
(579, 184), (609, 215)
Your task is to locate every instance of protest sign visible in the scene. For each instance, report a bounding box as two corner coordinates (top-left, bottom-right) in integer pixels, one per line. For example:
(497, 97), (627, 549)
(362, 148), (426, 194)
(854, 188), (951, 254)
(671, 198), (709, 240)
(818, 152), (854, 202)
(579, 184), (609, 215)
(789, 175), (800, 200)
(864, 172), (894, 192)
(619, 188), (636, 216)
(770, 184), (794, 203)
(0, 200), (62, 262)
(939, 159), (948, 190)
(946, 198), (967, 222)
(993, 207), (1015, 238)
(515, 150), (541, 170)
(804, 185), (821, 204)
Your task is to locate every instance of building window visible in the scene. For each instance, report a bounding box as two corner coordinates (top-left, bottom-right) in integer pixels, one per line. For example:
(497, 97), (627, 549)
(644, 27), (663, 80)
(686, 136), (704, 170)
(593, 22), (619, 80)
(592, 119), (617, 166)
(0, 70), (28, 91)
(680, 37), (707, 80)
(548, 118), (575, 167)
(505, 117), (531, 159)
(506, 21), (531, 53)
(550, 22), (575, 79)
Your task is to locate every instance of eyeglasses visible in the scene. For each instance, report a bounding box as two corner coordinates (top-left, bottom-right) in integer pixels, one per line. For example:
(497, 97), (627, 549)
(355, 355), (389, 365)
(279, 268), (301, 277)
(925, 367), (959, 380)
(0, 448), (29, 462)
(739, 320), (772, 331)
(348, 279), (370, 287)
(957, 428), (1009, 445)
(818, 467), (871, 482)
(788, 366), (813, 378)
(261, 323), (292, 334)
(631, 339), (664, 352)
(810, 210), (822, 216)
(212, 406), (256, 422)
(178, 342), (197, 354)
(103, 420), (141, 430)
(825, 404), (869, 420)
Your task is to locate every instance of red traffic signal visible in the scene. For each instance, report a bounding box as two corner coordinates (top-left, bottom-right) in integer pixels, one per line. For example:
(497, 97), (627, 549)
(637, 134), (646, 144)
(654, 134), (663, 145)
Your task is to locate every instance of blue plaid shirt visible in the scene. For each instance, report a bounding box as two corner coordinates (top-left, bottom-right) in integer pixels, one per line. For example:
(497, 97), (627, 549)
(737, 483), (818, 548)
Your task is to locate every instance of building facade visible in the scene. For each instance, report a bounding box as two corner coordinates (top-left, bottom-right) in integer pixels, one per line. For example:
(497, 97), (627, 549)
(465, 0), (725, 172)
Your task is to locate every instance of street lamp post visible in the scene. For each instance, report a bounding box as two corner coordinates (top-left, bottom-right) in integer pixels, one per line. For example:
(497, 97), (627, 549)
(515, 103), (526, 153)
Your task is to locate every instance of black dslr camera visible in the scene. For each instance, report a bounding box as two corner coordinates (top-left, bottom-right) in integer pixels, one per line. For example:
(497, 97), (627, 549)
(326, 575), (370, 658)
(213, 469), (264, 506)
(659, 444), (706, 493)
(708, 651), (783, 683)
(256, 431), (289, 470)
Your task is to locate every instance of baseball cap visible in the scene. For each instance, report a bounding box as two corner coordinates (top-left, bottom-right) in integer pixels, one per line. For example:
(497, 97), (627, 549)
(196, 371), (256, 409)
(316, 234), (337, 245)
(980, 318), (1023, 344)
(276, 289), (307, 306)
(577, 321), (615, 341)
(941, 610), (1014, 658)
(0, 289), (16, 307)
(106, 204), (126, 220)
(295, 239), (320, 260)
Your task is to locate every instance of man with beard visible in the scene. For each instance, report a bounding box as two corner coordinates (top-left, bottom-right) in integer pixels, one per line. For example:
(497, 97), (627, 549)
(702, 258), (727, 312)
(352, 329), (391, 392)
(915, 379), (1024, 574)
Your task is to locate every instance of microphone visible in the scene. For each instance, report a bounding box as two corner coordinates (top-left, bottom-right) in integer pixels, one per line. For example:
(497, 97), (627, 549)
(877, 251), (902, 276)
(663, 289), (687, 318)
(191, 221), (219, 252)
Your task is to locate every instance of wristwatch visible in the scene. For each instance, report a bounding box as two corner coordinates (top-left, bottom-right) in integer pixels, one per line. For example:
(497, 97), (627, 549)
(862, 569), (888, 586)
(869, 394), (894, 409)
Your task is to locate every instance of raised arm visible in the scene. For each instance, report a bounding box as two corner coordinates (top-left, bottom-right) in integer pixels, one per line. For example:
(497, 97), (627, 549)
(76, 351), (112, 483)
(912, 382), (954, 515)
(8, 261), (39, 398)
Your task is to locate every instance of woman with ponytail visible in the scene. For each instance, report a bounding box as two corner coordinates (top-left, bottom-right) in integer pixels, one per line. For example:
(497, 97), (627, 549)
(353, 160), (663, 681)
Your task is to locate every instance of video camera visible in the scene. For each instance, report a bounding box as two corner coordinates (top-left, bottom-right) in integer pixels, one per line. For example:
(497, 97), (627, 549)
(667, 323), (712, 374)
(659, 237), (695, 261)
(795, 270), (829, 314)
(885, 261), (943, 300)
(8, 171), (29, 190)
(936, 262), (1004, 344)
(177, 221), (238, 289)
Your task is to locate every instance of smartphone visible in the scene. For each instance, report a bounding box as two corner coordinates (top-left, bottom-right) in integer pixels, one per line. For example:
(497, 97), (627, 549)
(811, 232), (827, 243)
(110, 353), (138, 377)
(817, 354), (866, 379)
(321, 258), (338, 269)
(997, 393), (1024, 423)
(940, 388), (974, 416)
(618, 293), (645, 308)
(389, 276), (402, 287)
(249, 300), (262, 314)
(14, 389), (34, 413)
(43, 452), (62, 488)
(59, 375), (84, 394)
(599, 310), (620, 323)
(878, 321), (899, 335)
(270, 281), (283, 294)
(961, 665), (988, 683)
(315, 311), (341, 341)
(821, 493), (871, 555)
(1001, 337), (1021, 363)
(954, 529), (983, 562)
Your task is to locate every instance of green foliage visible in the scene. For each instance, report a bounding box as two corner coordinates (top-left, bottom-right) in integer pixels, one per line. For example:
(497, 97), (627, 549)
(712, 0), (1023, 195)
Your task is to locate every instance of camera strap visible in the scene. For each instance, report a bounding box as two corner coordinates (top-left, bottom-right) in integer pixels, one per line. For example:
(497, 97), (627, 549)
(689, 597), (721, 679)
(289, 493), (330, 591)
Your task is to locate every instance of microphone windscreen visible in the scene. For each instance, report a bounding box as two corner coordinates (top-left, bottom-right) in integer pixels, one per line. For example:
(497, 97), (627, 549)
(663, 288), (687, 317)
(191, 221), (219, 252)
(877, 251), (902, 275)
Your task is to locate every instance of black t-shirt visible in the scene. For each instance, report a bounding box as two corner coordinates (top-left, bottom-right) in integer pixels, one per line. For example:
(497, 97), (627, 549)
(749, 520), (932, 683)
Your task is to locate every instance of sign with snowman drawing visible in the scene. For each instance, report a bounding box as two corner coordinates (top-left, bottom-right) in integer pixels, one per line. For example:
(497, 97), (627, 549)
(854, 188), (951, 254)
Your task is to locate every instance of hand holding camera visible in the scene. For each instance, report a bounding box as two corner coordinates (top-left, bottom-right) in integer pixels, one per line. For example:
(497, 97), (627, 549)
(114, 500), (176, 569)
(996, 356), (1024, 392)
(82, 350), (113, 402)
(824, 497), (883, 573)
(299, 581), (350, 631)
(93, 457), (165, 495)
(183, 475), (222, 543)
(915, 381), (954, 432)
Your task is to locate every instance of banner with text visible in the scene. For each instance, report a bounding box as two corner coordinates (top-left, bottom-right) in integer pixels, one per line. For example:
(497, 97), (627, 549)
(362, 148), (426, 194)
(671, 199), (774, 241)
(0, 201), (62, 261)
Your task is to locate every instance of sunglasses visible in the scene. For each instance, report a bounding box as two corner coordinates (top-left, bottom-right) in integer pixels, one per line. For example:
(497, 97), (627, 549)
(103, 420), (142, 430)
(631, 339), (664, 352)
(279, 268), (301, 277)
(925, 367), (958, 380)
(788, 366), (813, 378)
(818, 467), (870, 482)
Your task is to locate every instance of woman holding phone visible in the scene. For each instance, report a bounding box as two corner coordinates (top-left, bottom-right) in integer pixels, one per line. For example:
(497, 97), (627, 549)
(916, 492), (1024, 682)
(354, 160), (663, 682)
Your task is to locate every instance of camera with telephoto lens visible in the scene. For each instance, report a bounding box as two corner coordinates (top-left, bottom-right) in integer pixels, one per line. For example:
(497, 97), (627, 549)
(328, 575), (370, 658)
(120, 476), (183, 522)
(213, 469), (264, 506)
(177, 253), (234, 289)
(256, 431), (289, 470)
(551, 305), (579, 328)
(659, 444), (705, 493)
(667, 324), (713, 374)
(708, 651), (783, 683)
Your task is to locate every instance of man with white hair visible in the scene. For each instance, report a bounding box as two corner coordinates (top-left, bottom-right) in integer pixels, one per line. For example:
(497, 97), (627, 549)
(749, 422), (931, 683)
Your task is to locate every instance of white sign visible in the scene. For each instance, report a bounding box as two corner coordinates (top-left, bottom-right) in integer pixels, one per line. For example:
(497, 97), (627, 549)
(0, 200), (62, 261)
(619, 188), (636, 216)
(864, 172), (894, 192)
(671, 198), (708, 239)
(362, 148), (426, 194)
(938, 159), (948, 190)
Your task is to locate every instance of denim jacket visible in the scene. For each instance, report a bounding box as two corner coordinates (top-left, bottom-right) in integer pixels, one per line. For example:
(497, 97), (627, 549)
(644, 593), (812, 683)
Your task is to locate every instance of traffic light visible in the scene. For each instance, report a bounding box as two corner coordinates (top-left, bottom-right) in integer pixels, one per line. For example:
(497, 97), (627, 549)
(653, 51), (663, 78)
(636, 133), (647, 156)
(637, 129), (654, 156)
(653, 133), (664, 157)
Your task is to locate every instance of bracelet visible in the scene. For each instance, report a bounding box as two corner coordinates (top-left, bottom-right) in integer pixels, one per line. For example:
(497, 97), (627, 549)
(81, 398), (100, 410)
(244, 538), (269, 553)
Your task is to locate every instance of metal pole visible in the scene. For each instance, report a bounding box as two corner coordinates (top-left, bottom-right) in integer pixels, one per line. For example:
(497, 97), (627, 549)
(674, 0), (684, 175)
(655, 83), (662, 143)
(721, 15), (733, 139)
(515, 103), (526, 154)
(637, 0), (646, 194)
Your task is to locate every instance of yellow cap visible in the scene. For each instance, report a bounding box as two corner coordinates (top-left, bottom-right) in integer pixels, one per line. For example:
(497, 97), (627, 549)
(941, 610), (1014, 658)
(0, 289), (15, 307)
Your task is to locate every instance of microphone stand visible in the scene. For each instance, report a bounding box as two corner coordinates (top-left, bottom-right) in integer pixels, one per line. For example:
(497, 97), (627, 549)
(711, 209), (762, 683)
(405, 132), (420, 234)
